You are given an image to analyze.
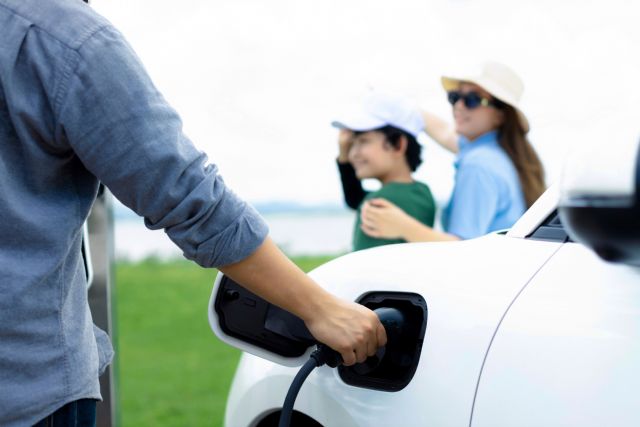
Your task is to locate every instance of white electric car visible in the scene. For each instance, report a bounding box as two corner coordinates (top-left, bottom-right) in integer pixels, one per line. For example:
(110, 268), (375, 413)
(209, 140), (640, 427)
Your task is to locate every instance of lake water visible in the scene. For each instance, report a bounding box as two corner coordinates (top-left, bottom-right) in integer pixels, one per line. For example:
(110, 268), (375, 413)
(114, 211), (355, 261)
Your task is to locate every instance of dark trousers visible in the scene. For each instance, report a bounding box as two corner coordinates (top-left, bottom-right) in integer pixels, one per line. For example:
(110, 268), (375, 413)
(32, 399), (97, 427)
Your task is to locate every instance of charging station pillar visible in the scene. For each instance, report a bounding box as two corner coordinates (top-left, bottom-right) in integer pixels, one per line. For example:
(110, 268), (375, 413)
(87, 187), (119, 427)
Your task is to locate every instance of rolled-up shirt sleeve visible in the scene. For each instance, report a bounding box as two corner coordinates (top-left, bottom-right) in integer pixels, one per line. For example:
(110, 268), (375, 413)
(53, 25), (268, 267)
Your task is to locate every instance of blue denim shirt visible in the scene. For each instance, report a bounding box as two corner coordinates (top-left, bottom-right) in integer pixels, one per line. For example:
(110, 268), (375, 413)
(0, 1), (268, 425)
(442, 131), (526, 239)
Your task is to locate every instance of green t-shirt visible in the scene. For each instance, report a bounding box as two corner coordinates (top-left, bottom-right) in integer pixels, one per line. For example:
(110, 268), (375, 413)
(352, 181), (436, 251)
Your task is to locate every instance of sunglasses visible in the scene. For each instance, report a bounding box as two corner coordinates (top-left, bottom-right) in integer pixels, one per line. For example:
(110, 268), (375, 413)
(447, 91), (501, 109)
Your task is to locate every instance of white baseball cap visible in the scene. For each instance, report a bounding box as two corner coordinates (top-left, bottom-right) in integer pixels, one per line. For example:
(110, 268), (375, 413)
(331, 91), (423, 139)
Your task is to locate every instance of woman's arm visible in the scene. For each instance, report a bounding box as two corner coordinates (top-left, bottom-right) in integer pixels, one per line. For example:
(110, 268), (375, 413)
(337, 129), (367, 209)
(422, 111), (459, 154)
(360, 198), (460, 242)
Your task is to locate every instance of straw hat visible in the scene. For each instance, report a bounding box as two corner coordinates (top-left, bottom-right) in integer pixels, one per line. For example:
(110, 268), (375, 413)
(441, 61), (529, 133)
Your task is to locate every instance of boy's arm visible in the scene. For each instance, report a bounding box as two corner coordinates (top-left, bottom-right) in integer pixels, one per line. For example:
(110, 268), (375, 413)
(337, 129), (366, 209)
(219, 237), (387, 366)
(337, 161), (367, 209)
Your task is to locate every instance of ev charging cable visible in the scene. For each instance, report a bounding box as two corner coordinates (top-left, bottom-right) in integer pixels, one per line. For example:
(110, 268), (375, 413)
(278, 345), (341, 427)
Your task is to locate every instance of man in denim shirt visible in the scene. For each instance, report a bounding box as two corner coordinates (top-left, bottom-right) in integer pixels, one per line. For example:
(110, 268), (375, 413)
(0, 1), (386, 425)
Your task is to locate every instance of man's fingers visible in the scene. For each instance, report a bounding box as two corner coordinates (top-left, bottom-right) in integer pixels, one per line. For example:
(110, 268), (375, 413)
(354, 347), (368, 364)
(366, 335), (378, 357)
(340, 349), (356, 366)
(377, 322), (388, 348)
(308, 299), (387, 367)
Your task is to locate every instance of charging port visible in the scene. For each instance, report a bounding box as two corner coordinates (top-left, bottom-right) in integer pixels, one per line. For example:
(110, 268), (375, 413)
(338, 291), (428, 392)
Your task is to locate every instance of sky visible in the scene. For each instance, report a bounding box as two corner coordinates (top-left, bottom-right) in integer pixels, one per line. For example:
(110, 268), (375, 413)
(91, 0), (640, 206)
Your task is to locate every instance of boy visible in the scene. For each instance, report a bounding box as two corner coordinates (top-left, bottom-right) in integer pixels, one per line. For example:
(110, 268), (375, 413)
(333, 92), (436, 251)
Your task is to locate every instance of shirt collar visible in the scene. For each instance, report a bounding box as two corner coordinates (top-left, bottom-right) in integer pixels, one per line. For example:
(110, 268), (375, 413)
(455, 130), (499, 168)
(459, 130), (499, 150)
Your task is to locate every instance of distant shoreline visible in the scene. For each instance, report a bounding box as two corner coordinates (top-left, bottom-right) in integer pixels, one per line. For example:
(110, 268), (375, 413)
(113, 208), (355, 261)
(112, 198), (351, 221)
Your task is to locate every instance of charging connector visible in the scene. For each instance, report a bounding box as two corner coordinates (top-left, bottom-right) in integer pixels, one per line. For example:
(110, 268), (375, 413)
(278, 308), (405, 427)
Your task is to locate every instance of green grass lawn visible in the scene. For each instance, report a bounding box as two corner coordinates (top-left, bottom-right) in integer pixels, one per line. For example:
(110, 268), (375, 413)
(115, 255), (335, 427)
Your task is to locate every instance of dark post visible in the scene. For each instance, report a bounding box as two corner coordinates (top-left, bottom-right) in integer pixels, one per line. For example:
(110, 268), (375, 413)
(87, 188), (119, 427)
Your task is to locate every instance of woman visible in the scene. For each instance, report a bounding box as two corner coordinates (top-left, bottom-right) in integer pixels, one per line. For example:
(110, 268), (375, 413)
(354, 61), (545, 241)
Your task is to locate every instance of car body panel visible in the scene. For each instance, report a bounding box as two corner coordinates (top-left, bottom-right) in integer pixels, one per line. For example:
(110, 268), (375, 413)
(221, 235), (562, 426)
(225, 354), (359, 427)
(472, 243), (640, 427)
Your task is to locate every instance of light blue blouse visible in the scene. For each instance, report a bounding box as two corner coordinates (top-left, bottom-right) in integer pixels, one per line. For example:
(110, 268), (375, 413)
(442, 131), (526, 239)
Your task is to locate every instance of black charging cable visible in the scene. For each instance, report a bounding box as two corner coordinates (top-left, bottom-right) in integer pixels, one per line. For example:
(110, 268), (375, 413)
(278, 307), (404, 427)
(278, 345), (340, 427)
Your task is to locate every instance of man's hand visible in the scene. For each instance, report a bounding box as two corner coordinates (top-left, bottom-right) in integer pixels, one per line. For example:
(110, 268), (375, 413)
(219, 237), (386, 366)
(303, 294), (387, 366)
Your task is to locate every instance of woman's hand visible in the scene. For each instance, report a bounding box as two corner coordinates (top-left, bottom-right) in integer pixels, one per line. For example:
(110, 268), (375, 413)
(362, 198), (460, 243)
(360, 198), (414, 239)
(337, 129), (354, 163)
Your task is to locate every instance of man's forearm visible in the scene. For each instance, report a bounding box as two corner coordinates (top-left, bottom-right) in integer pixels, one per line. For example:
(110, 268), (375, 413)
(218, 237), (331, 323)
(218, 236), (387, 366)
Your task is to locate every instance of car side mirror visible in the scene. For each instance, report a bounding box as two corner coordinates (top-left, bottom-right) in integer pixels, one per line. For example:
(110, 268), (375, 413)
(559, 138), (640, 266)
